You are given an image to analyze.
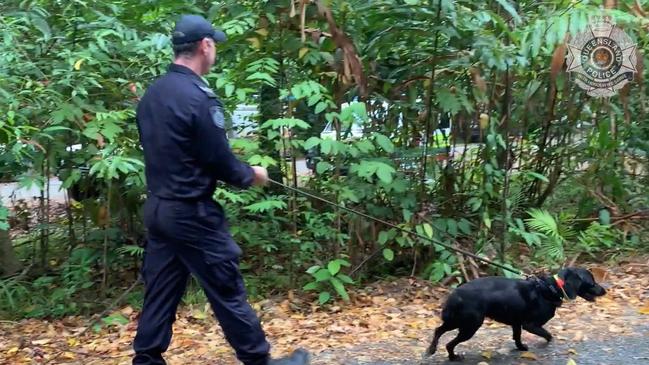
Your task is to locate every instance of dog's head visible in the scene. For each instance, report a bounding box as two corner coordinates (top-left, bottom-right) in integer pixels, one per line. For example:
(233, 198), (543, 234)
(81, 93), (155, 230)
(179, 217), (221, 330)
(557, 267), (607, 302)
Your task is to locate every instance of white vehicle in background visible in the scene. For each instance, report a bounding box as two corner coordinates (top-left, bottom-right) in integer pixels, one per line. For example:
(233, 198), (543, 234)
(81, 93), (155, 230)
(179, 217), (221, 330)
(318, 120), (365, 141)
(305, 106), (453, 173)
(228, 104), (259, 139)
(225, 101), (455, 174)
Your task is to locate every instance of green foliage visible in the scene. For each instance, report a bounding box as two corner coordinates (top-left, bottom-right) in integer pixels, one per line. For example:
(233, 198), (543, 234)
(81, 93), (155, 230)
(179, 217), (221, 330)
(523, 209), (575, 263)
(0, 204), (9, 231)
(576, 222), (619, 255)
(422, 250), (460, 283)
(0, 0), (648, 317)
(0, 278), (30, 314)
(0, 246), (101, 318)
(303, 259), (353, 304)
(115, 245), (144, 258)
(244, 199), (288, 214)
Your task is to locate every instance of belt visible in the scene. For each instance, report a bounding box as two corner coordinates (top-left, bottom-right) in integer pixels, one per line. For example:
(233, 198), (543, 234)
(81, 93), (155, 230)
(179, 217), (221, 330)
(148, 192), (215, 217)
(148, 191), (212, 202)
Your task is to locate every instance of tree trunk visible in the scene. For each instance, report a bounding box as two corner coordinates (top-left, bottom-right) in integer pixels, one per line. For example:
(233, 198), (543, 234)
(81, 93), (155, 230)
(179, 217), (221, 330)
(0, 228), (22, 277)
(259, 83), (284, 190)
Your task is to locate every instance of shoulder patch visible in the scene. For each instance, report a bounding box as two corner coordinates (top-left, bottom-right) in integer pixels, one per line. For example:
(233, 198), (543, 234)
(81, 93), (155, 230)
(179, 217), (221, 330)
(194, 81), (217, 98)
(209, 105), (225, 129)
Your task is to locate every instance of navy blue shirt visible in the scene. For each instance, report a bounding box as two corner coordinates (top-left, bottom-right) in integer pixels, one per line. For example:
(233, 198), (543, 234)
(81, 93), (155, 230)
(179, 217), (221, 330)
(136, 64), (254, 200)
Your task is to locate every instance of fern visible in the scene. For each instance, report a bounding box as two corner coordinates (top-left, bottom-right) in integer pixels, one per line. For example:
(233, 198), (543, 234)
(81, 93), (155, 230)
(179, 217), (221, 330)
(507, 187), (526, 216)
(115, 245), (144, 257)
(557, 211), (577, 241)
(0, 278), (30, 313)
(524, 208), (571, 263)
(214, 188), (249, 204)
(539, 239), (565, 261)
(526, 209), (561, 240)
(577, 222), (618, 254)
(244, 199), (288, 213)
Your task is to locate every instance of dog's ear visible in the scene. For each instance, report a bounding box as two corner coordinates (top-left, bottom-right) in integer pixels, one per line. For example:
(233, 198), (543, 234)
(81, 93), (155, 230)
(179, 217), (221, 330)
(589, 267), (609, 283)
(562, 279), (579, 299)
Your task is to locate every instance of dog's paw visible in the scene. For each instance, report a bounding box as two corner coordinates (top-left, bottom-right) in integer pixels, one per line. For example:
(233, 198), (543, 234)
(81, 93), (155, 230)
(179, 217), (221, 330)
(516, 343), (529, 351)
(418, 354), (434, 365)
(538, 340), (552, 349)
(424, 346), (436, 357)
(448, 354), (464, 362)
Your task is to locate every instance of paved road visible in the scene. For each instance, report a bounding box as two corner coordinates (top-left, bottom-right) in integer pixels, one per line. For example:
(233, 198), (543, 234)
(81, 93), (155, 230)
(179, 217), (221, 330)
(313, 306), (649, 365)
(0, 160), (309, 205)
(315, 324), (649, 365)
(0, 148), (487, 204)
(0, 177), (66, 203)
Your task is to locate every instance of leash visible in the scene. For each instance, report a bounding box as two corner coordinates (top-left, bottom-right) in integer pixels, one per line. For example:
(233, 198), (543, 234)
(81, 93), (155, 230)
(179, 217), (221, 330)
(553, 274), (573, 301)
(268, 178), (525, 277)
(43, 177), (523, 362)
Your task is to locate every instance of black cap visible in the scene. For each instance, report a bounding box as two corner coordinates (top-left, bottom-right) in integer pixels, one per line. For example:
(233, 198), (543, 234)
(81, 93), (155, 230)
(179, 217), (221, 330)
(171, 14), (227, 45)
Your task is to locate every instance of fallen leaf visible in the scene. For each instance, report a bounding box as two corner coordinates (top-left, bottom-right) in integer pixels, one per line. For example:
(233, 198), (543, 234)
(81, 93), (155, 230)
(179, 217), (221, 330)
(589, 267), (609, 282)
(0, 266), (646, 364)
(638, 305), (649, 315)
(6, 347), (19, 356)
(608, 324), (624, 333)
(247, 37), (261, 49)
(572, 330), (584, 341)
(567, 359), (577, 365)
(521, 351), (538, 360)
(497, 348), (510, 355)
(121, 306), (134, 316)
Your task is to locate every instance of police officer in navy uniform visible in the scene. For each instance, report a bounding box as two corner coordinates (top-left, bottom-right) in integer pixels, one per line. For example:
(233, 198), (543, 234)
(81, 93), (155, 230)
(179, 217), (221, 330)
(132, 14), (310, 365)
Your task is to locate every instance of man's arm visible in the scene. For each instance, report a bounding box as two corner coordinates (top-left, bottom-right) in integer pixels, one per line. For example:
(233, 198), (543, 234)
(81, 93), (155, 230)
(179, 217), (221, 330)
(193, 99), (262, 189)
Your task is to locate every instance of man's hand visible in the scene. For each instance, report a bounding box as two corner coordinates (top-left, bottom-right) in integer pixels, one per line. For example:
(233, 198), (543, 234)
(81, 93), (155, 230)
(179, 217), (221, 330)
(251, 166), (269, 187)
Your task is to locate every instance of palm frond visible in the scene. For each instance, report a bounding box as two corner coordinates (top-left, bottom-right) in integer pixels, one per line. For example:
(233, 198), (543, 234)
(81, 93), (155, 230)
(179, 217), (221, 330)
(540, 239), (565, 261)
(525, 208), (561, 240)
(507, 187), (526, 215)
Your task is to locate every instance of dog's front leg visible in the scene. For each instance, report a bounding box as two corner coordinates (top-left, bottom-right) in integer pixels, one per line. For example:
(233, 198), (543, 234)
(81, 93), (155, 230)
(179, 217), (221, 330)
(512, 324), (528, 351)
(523, 324), (553, 342)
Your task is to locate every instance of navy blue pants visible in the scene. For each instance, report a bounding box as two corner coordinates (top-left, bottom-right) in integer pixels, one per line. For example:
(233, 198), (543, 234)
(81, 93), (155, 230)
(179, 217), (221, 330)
(132, 196), (271, 365)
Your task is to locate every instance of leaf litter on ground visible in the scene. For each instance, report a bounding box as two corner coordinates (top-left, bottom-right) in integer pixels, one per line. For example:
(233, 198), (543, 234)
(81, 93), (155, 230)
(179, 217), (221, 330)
(1, 259), (648, 364)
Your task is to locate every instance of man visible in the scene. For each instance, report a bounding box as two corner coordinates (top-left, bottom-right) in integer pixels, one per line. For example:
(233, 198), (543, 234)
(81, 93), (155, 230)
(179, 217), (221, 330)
(133, 14), (310, 365)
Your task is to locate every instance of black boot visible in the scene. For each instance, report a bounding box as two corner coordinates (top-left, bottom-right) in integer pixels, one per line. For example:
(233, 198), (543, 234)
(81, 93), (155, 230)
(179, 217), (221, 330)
(267, 348), (310, 365)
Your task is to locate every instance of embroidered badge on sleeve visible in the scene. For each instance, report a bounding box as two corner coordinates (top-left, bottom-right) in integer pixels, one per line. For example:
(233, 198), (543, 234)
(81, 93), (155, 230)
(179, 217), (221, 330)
(209, 105), (225, 129)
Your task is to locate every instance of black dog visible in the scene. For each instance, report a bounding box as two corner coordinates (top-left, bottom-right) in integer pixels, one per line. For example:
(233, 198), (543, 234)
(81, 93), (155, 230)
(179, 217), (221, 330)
(426, 267), (606, 361)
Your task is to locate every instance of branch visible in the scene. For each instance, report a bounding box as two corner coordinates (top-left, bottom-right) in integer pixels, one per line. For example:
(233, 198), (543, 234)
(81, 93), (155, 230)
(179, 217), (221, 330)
(315, 0), (368, 98)
(569, 210), (649, 223)
(630, 0), (647, 17)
